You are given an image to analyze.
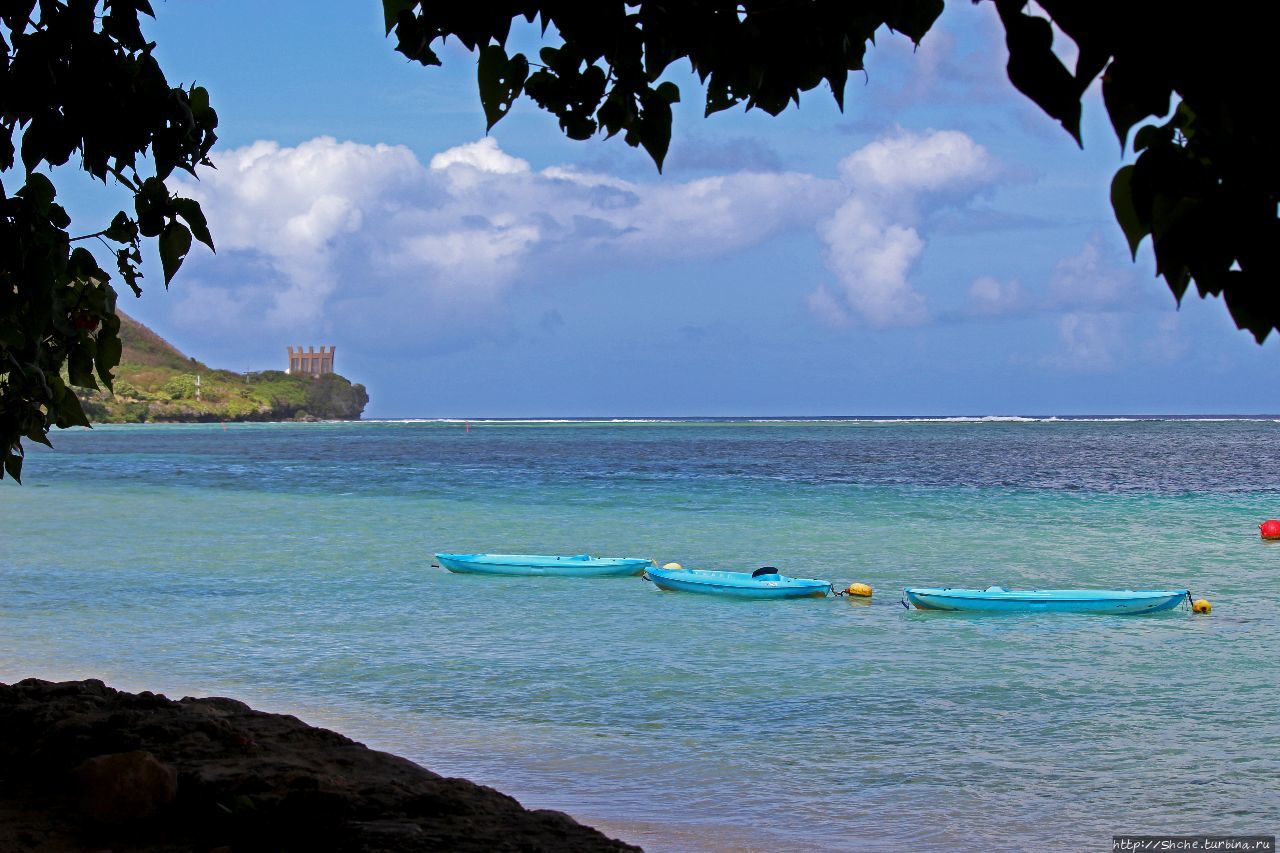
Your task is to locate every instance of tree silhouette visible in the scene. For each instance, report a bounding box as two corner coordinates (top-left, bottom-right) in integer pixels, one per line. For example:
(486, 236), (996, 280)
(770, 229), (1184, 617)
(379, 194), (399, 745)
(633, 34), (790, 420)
(1, 0), (215, 480)
(386, 0), (1280, 340)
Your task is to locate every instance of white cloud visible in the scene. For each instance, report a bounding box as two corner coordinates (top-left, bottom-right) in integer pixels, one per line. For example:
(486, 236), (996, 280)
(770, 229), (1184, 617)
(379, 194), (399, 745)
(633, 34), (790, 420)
(968, 276), (1026, 315)
(819, 200), (927, 326)
(838, 129), (993, 197)
(805, 284), (851, 327)
(174, 131), (994, 350)
(176, 136), (838, 343)
(388, 224), (541, 298)
(1048, 234), (1138, 309)
(613, 171), (834, 258)
(1050, 312), (1123, 371)
(180, 136), (429, 326)
(813, 129), (996, 327)
(967, 235), (1147, 320)
(1142, 312), (1190, 363)
(429, 136), (529, 174)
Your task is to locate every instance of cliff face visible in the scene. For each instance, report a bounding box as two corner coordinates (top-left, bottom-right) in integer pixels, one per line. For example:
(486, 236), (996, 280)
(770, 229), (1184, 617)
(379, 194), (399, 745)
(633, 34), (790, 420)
(79, 314), (368, 423)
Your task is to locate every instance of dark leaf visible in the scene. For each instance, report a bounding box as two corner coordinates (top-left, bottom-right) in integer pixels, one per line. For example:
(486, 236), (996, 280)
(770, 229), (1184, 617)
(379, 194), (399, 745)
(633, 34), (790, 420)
(17, 173), (56, 215)
(116, 248), (144, 297)
(1222, 272), (1279, 343)
(1102, 58), (1172, 151)
(0, 128), (14, 171)
(96, 325), (123, 389)
(56, 387), (92, 429)
(477, 45), (529, 131)
(103, 211), (139, 244)
(1110, 165), (1147, 260)
(390, 11), (440, 66)
(1132, 123), (1168, 153)
(159, 221), (193, 286)
(596, 89), (631, 137)
(996, 0), (1083, 145)
(67, 342), (99, 390)
(25, 427), (54, 449)
(637, 88), (673, 172)
(2, 450), (22, 483)
(704, 78), (744, 116)
(172, 197), (214, 251)
(884, 0), (945, 43)
(48, 201), (71, 230)
(68, 247), (106, 281)
(382, 0), (417, 34)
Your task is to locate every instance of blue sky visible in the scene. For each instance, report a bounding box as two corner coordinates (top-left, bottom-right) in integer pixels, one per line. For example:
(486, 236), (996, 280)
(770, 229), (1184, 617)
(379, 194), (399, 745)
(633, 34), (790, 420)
(60, 1), (1277, 416)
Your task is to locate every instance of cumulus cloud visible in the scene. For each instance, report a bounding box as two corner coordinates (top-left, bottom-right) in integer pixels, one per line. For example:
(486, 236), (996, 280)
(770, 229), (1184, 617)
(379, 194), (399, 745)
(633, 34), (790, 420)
(806, 284), (851, 327)
(175, 135), (839, 346)
(1143, 313), (1190, 363)
(428, 136), (529, 174)
(856, 11), (1012, 117)
(838, 129), (993, 197)
(1048, 234), (1139, 309)
(812, 129), (996, 327)
(179, 137), (431, 326)
(965, 234), (1144, 320)
(1050, 312), (1124, 371)
(173, 131), (996, 352)
(968, 276), (1026, 315)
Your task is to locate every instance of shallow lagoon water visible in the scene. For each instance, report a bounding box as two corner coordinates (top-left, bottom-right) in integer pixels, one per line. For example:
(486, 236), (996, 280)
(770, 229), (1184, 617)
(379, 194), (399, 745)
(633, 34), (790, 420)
(2, 419), (1278, 851)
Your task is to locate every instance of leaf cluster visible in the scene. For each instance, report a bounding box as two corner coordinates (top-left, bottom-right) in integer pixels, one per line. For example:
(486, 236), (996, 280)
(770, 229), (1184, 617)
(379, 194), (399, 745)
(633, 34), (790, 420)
(1, 0), (217, 481)
(385, 1), (943, 170)
(996, 0), (1280, 342)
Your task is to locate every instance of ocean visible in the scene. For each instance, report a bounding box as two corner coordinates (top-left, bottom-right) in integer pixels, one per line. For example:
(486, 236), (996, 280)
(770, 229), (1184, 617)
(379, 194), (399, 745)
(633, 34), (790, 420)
(2, 418), (1278, 851)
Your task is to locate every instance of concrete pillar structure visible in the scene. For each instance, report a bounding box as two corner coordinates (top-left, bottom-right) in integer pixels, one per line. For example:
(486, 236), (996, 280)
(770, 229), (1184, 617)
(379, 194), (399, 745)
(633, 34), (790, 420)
(287, 345), (335, 376)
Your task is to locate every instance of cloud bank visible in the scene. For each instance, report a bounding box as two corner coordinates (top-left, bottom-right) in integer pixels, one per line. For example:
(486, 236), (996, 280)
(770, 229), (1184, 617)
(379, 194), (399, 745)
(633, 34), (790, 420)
(174, 130), (998, 348)
(960, 233), (1153, 371)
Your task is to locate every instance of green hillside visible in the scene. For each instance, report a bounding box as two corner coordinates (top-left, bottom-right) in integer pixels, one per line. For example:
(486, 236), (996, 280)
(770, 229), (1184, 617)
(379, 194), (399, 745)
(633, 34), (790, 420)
(78, 314), (368, 423)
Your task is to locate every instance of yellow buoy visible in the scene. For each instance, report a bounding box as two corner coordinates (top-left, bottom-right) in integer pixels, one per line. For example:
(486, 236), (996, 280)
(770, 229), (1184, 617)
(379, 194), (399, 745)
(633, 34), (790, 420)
(662, 562), (683, 571)
(1192, 598), (1212, 614)
(846, 582), (873, 597)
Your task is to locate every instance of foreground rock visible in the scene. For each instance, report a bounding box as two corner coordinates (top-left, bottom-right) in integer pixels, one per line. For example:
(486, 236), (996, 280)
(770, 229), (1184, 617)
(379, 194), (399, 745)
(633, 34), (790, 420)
(0, 679), (639, 852)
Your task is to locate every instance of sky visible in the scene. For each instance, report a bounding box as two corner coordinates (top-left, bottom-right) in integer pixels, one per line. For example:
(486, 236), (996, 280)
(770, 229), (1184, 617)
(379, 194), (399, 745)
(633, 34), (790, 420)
(56, 2), (1279, 417)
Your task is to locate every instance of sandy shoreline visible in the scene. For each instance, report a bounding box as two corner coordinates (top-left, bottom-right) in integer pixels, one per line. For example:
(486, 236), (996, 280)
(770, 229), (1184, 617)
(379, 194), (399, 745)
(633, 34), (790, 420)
(0, 677), (640, 852)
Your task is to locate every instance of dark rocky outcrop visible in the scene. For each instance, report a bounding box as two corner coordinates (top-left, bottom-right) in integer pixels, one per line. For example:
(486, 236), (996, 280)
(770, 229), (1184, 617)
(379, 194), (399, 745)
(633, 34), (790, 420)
(0, 678), (640, 852)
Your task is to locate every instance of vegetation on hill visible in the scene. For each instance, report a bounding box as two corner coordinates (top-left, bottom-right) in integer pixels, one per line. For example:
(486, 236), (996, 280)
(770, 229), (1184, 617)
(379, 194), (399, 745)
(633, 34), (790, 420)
(78, 314), (368, 423)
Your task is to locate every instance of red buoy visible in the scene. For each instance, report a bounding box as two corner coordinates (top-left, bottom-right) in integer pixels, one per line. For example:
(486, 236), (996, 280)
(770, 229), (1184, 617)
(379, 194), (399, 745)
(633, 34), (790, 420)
(1260, 519), (1280, 540)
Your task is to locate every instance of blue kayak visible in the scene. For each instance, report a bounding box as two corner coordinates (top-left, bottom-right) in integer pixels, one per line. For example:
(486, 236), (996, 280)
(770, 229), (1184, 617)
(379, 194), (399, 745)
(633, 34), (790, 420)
(435, 553), (650, 577)
(645, 566), (832, 599)
(902, 586), (1190, 614)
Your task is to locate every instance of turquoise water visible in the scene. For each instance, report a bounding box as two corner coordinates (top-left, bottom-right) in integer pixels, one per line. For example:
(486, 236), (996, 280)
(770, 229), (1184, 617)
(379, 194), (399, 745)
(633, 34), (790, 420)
(2, 419), (1278, 851)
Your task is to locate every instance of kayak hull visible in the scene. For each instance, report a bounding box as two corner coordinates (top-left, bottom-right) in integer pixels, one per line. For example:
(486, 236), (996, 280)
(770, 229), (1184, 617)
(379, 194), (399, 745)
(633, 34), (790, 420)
(645, 567), (832, 599)
(436, 553), (649, 577)
(903, 587), (1189, 614)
